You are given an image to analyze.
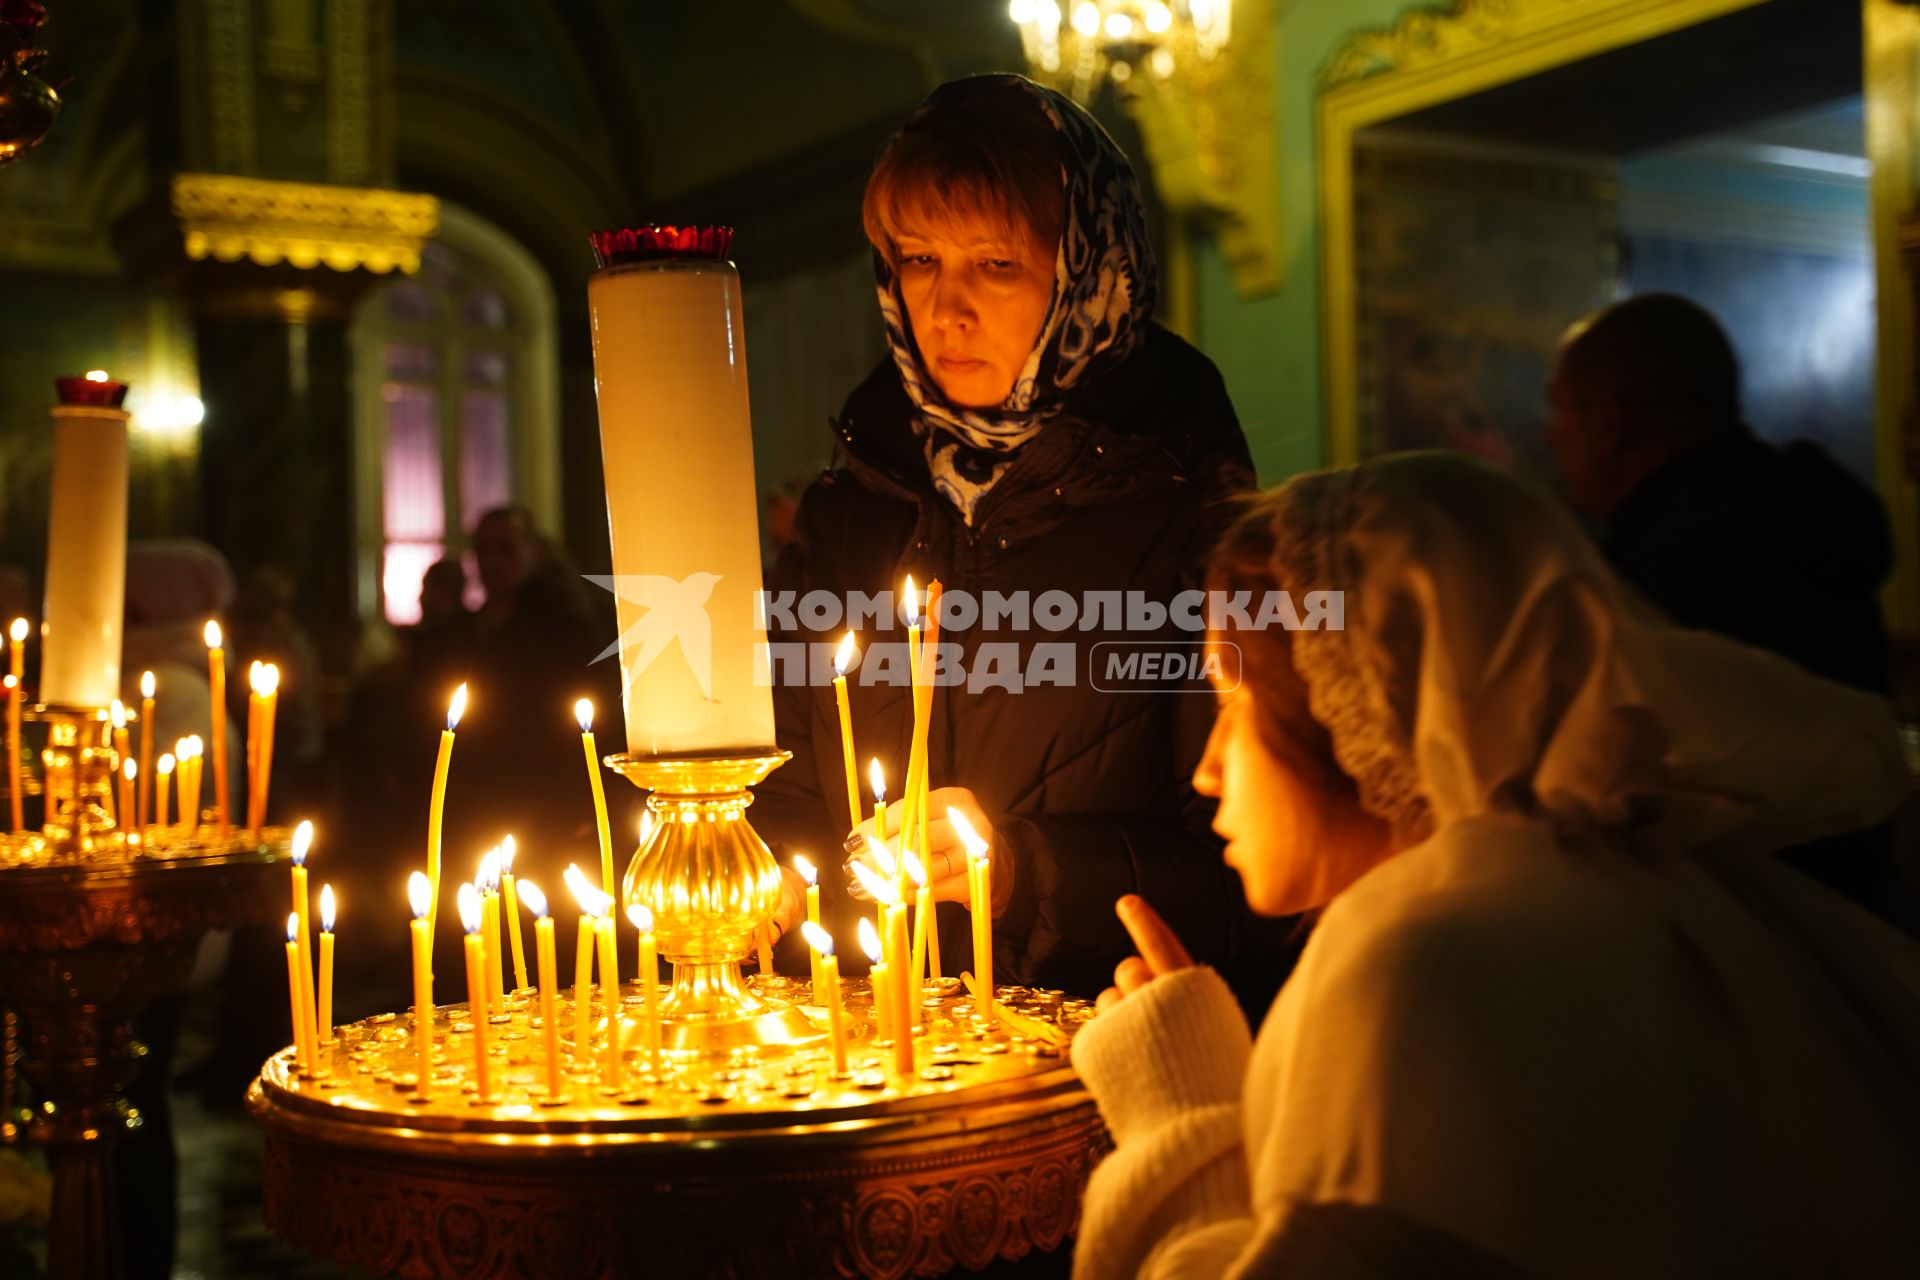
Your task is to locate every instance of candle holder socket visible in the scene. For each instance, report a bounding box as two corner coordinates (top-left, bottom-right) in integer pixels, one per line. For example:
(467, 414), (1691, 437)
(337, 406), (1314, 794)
(606, 749), (820, 1053)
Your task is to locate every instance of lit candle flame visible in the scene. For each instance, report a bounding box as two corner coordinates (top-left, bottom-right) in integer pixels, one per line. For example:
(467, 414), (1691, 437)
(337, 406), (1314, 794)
(564, 863), (612, 917)
(447, 683), (468, 732)
(204, 620), (221, 649)
(2, 677), (13, 692)
(627, 902), (653, 933)
(904, 575), (919, 626)
(850, 858), (899, 906)
(7, 618), (23, 645)
(834, 632), (857, 677)
(457, 883), (482, 934)
(251, 662), (279, 697)
(140, 670), (155, 699)
(408, 871), (432, 920)
(478, 846), (501, 892)
(867, 835), (897, 878)
(868, 758), (886, 804)
(500, 834), (516, 874)
(123, 759), (135, 781)
(84, 370), (109, 383)
(902, 847), (927, 889)
(319, 884), (336, 933)
(157, 753), (175, 776)
(574, 698), (593, 733)
(793, 854), (817, 887)
(518, 880), (548, 920)
(182, 734), (203, 760)
(858, 916), (883, 964)
(291, 819), (313, 866)
(286, 912), (298, 944)
(110, 699), (126, 730)
(947, 807), (989, 859)
(801, 920), (834, 958)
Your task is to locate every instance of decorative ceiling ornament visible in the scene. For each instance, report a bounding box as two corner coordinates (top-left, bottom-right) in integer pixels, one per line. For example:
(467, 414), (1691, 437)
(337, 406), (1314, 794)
(169, 173), (439, 274)
(1008, 0), (1281, 296)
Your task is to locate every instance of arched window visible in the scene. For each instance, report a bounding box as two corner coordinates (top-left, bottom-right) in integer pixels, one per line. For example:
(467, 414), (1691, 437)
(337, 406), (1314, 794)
(351, 203), (560, 625)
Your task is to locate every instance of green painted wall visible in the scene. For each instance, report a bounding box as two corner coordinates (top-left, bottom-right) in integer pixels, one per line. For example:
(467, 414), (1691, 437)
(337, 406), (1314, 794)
(1193, 0), (1414, 483)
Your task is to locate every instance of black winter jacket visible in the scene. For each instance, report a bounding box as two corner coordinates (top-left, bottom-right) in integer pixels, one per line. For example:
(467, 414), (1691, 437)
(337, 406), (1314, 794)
(754, 323), (1284, 1001)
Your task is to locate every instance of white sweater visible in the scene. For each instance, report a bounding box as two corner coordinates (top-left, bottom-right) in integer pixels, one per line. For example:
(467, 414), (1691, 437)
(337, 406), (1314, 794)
(1068, 814), (1920, 1278)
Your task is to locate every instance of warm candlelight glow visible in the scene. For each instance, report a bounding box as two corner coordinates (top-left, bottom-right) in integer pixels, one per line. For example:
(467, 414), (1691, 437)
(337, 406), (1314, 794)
(869, 758), (886, 804)
(251, 661), (280, 698)
(802, 920), (834, 957)
(565, 862), (612, 917)
(834, 632), (857, 677)
(626, 902), (653, 932)
(320, 883), (336, 933)
(859, 916), (883, 964)
(850, 858), (900, 907)
(158, 753), (175, 775)
(446, 682), (468, 731)
(292, 819), (313, 865)
(140, 670), (154, 699)
(110, 699), (126, 731)
(409, 870), (432, 920)
(574, 698), (593, 733)
(868, 835), (898, 879)
(458, 882), (482, 935)
(123, 759), (135, 781)
(204, 620), (221, 649)
(521, 880), (548, 919)
(7, 620), (23, 646)
(500, 833), (517, 873)
(84, 370), (109, 383)
(478, 846), (501, 891)
(794, 854), (817, 886)
(903, 848), (927, 888)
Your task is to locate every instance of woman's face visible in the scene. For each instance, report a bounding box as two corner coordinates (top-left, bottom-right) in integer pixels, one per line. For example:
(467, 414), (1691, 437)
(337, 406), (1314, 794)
(894, 215), (1054, 408)
(1192, 646), (1395, 916)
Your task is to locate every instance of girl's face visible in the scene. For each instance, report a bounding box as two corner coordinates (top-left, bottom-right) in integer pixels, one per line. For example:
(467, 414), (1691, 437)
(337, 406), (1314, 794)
(893, 214), (1054, 409)
(1192, 645), (1395, 916)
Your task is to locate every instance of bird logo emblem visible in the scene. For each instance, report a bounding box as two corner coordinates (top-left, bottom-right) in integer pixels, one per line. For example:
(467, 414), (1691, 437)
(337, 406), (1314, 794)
(585, 572), (723, 699)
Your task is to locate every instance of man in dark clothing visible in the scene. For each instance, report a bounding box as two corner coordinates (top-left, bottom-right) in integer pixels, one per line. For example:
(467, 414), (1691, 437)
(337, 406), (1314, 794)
(439, 506), (622, 971)
(1545, 293), (1903, 912)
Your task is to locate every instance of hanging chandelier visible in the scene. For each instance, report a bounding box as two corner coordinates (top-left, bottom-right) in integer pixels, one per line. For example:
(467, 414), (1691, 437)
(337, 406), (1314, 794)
(1008, 0), (1233, 104)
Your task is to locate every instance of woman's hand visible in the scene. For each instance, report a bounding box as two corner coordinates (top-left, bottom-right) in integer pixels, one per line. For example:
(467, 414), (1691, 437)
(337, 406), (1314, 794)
(1096, 895), (1194, 1013)
(767, 863), (808, 942)
(842, 787), (1015, 916)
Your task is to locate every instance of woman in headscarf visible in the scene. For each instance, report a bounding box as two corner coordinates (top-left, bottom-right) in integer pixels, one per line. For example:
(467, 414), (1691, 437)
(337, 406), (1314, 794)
(1069, 452), (1920, 1277)
(754, 74), (1279, 1001)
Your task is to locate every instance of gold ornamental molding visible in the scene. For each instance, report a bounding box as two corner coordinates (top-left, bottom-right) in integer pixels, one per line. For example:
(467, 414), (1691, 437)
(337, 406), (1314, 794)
(1315, 0), (1768, 466)
(169, 173), (438, 274)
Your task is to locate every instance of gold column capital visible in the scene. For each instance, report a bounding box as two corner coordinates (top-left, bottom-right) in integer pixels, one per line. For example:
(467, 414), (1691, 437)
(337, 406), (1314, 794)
(169, 173), (437, 275)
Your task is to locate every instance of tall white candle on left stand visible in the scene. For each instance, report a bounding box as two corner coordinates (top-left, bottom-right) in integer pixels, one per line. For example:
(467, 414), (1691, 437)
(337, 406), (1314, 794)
(42, 375), (129, 709)
(585, 229), (776, 756)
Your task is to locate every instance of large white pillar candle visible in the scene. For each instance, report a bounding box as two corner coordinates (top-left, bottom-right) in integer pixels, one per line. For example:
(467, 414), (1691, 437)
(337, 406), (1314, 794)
(42, 383), (129, 709)
(586, 229), (775, 757)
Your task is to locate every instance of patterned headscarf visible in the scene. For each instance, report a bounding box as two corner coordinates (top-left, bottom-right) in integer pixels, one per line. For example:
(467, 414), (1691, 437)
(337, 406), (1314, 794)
(873, 75), (1157, 525)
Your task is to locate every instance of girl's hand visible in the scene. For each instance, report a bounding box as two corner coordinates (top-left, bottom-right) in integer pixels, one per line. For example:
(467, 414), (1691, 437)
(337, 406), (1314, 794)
(1096, 895), (1194, 1013)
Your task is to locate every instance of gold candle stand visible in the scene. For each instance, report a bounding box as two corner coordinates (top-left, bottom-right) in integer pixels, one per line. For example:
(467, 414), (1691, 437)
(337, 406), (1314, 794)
(606, 749), (820, 1052)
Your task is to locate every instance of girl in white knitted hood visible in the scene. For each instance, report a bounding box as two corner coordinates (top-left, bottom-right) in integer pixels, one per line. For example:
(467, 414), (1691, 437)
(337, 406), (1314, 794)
(1069, 452), (1920, 1277)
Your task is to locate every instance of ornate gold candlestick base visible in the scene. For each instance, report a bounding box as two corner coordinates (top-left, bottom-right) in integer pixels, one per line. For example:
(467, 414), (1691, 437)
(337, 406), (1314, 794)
(605, 749), (819, 1053)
